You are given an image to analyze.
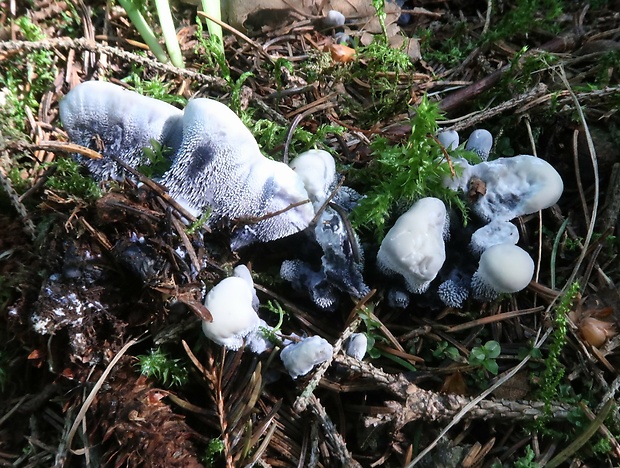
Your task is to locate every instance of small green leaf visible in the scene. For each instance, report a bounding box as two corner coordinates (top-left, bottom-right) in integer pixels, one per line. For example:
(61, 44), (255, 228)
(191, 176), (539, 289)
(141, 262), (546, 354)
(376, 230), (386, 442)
(484, 340), (501, 359)
(483, 359), (499, 375)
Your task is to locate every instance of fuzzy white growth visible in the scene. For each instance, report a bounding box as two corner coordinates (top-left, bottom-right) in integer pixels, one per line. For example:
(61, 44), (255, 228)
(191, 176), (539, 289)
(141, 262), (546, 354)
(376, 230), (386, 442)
(245, 319), (273, 354)
(437, 130), (459, 151)
(465, 129), (493, 161)
(346, 333), (367, 360)
(469, 155), (564, 222)
(469, 220), (519, 255)
(161, 98), (315, 246)
(59, 81), (183, 180)
(289, 149), (336, 209)
(377, 198), (448, 293)
(471, 244), (534, 301)
(280, 335), (333, 379)
(201, 276), (260, 350)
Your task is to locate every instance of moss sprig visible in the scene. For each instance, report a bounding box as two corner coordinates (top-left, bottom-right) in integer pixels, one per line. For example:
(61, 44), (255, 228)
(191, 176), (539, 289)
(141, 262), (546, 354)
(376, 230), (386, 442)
(350, 96), (472, 239)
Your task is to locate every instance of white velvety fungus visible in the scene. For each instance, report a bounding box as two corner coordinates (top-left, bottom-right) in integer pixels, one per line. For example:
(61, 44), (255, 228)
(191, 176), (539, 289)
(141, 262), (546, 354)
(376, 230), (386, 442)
(471, 243), (535, 301)
(469, 155), (564, 222)
(201, 275), (260, 350)
(469, 220), (519, 255)
(59, 81), (183, 180)
(346, 333), (367, 360)
(465, 129), (493, 161)
(377, 197), (448, 293)
(280, 335), (334, 379)
(161, 98), (314, 248)
(289, 149), (336, 209)
(60, 81), (315, 248)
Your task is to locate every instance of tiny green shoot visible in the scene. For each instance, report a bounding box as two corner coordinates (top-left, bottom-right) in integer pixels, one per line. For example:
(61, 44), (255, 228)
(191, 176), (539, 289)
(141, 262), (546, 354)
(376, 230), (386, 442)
(135, 347), (189, 387)
(469, 340), (501, 375)
(137, 139), (173, 178)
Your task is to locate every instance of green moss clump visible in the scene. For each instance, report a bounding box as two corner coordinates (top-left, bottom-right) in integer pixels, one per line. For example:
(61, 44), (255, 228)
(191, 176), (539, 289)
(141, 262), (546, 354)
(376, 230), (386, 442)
(350, 96), (474, 239)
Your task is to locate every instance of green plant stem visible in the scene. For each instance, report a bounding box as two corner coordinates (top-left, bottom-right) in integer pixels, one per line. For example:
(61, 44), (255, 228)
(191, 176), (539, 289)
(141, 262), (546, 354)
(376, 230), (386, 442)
(117, 0), (169, 64)
(154, 0), (185, 68)
(200, 0), (224, 55)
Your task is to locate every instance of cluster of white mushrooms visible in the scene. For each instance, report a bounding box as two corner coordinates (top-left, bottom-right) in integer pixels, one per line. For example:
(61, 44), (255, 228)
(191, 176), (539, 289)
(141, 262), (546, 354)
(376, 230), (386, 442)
(377, 129), (563, 308)
(59, 81), (564, 378)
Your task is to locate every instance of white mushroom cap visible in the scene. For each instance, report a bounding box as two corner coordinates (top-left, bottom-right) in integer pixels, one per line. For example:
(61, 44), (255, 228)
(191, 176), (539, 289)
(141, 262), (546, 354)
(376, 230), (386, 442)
(59, 81), (183, 180)
(469, 220), (519, 256)
(201, 276), (260, 350)
(377, 198), (448, 293)
(161, 98), (315, 246)
(324, 10), (346, 27)
(469, 155), (564, 222)
(233, 264), (259, 310)
(437, 130), (459, 151)
(465, 129), (493, 161)
(280, 335), (333, 379)
(471, 243), (534, 301)
(346, 333), (367, 360)
(289, 149), (336, 209)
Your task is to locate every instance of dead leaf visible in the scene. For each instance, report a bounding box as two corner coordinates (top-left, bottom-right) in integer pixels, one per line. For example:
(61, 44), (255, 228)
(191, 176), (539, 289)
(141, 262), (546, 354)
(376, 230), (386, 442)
(440, 372), (468, 395)
(328, 43), (356, 63)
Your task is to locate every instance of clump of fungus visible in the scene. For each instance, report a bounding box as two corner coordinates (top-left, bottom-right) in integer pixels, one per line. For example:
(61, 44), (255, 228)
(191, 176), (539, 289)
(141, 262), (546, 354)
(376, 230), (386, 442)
(377, 197), (448, 294)
(280, 336), (333, 379)
(60, 81), (315, 248)
(201, 265), (260, 350)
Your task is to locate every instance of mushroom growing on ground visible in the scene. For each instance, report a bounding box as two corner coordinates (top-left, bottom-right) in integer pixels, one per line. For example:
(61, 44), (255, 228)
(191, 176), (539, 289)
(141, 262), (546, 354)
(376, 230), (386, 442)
(280, 335), (333, 379)
(160, 97), (315, 248)
(468, 155), (564, 222)
(59, 80), (183, 180)
(201, 266), (260, 350)
(377, 197), (448, 294)
(470, 243), (535, 301)
(281, 150), (369, 309)
(437, 268), (471, 308)
(288, 149), (336, 209)
(465, 129), (493, 161)
(469, 220), (519, 255)
(60, 81), (315, 248)
(437, 130), (459, 151)
(346, 333), (368, 360)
